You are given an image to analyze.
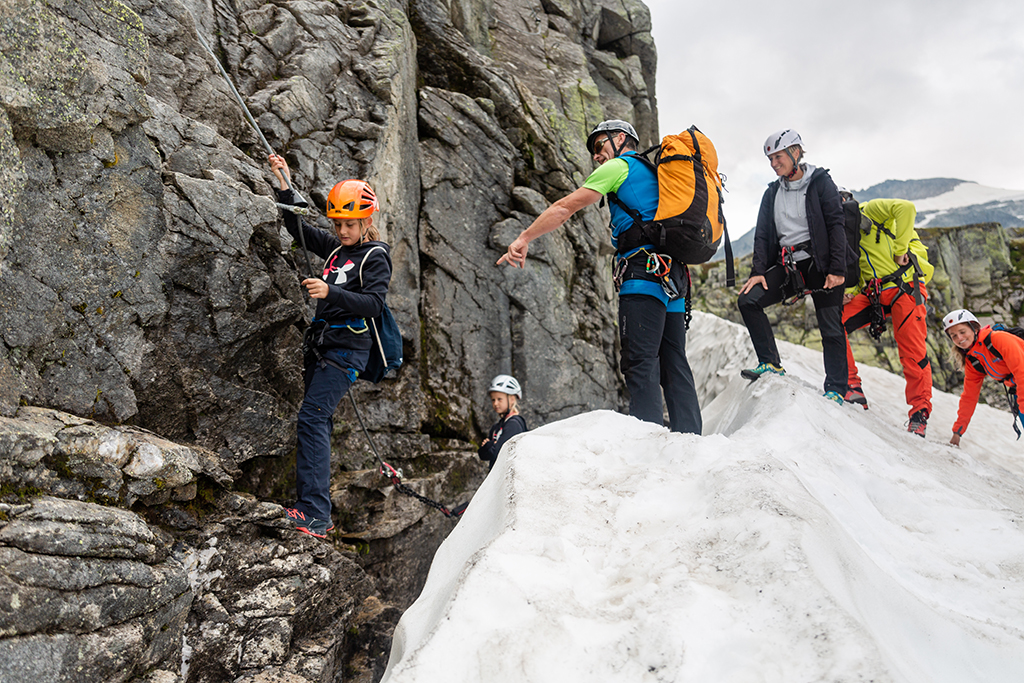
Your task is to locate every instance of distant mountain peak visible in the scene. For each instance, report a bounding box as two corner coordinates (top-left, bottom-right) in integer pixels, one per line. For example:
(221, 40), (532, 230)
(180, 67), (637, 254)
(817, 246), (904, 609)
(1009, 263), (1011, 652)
(854, 178), (966, 202)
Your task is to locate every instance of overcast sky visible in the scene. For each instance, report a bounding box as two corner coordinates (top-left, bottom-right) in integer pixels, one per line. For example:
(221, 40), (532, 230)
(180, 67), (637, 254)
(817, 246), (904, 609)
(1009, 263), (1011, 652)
(645, 0), (1024, 237)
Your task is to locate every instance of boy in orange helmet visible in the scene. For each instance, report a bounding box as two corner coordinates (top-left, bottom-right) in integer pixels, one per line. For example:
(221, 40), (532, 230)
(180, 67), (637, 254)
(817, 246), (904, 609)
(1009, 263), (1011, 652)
(270, 154), (392, 538)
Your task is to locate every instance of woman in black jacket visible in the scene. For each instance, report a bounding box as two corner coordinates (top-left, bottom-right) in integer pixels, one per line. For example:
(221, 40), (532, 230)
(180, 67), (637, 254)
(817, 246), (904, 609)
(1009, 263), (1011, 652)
(270, 154), (392, 538)
(737, 130), (849, 403)
(478, 375), (528, 471)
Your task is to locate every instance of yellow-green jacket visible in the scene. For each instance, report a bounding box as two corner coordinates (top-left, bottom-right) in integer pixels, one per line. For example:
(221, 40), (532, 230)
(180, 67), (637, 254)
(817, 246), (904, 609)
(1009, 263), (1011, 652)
(847, 198), (934, 294)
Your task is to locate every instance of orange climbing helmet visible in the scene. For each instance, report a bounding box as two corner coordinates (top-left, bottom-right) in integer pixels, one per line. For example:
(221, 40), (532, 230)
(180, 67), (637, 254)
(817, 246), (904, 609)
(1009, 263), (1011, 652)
(326, 180), (379, 219)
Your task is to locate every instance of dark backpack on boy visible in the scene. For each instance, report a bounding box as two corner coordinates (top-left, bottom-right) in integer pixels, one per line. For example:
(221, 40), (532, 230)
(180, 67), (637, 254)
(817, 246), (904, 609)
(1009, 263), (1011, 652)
(359, 246), (403, 383)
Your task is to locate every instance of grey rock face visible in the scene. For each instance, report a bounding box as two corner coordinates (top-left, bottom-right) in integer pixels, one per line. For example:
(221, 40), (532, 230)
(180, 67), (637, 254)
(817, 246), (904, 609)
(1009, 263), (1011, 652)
(2, 0), (654, 463)
(175, 492), (383, 683)
(0, 497), (191, 683)
(0, 0), (658, 679)
(0, 406), (223, 506)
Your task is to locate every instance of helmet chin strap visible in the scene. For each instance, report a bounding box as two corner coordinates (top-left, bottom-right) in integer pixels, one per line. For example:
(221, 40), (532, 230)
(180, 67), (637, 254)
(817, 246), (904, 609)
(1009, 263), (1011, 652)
(608, 132), (623, 158)
(785, 149), (800, 179)
(499, 396), (517, 418)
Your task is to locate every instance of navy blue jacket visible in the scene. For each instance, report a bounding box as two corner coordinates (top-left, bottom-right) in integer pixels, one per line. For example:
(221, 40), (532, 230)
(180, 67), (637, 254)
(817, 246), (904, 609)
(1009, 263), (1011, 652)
(278, 188), (391, 351)
(478, 414), (527, 471)
(750, 167), (847, 278)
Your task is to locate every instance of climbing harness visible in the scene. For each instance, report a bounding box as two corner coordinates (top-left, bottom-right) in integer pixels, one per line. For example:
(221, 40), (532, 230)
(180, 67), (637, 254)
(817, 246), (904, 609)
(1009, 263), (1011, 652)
(613, 248), (693, 328)
(347, 392), (467, 518)
(861, 253), (926, 341)
(779, 245), (808, 305)
(183, 5), (316, 280)
(864, 278), (887, 340)
(778, 244), (839, 306)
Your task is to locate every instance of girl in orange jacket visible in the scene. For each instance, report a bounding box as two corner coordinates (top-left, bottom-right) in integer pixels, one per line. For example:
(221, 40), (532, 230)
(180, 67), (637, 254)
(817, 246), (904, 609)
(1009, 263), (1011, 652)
(944, 309), (1024, 445)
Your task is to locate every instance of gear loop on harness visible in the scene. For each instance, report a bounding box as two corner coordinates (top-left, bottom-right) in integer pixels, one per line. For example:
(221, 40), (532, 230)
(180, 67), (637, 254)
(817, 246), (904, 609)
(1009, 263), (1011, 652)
(860, 252), (926, 340)
(778, 243), (836, 306)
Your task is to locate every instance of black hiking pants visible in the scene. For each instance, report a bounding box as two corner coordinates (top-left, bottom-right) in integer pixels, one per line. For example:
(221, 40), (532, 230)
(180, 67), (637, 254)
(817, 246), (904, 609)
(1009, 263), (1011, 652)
(737, 259), (848, 395)
(619, 294), (702, 434)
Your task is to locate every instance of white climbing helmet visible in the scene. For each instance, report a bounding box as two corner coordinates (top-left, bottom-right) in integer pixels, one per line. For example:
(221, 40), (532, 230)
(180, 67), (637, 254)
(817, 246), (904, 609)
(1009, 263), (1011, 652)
(943, 309), (980, 332)
(488, 374), (522, 398)
(764, 129), (803, 157)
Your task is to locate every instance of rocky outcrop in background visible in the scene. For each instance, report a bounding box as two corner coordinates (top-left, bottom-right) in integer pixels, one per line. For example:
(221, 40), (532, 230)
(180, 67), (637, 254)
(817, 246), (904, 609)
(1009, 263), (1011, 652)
(0, 0), (658, 680)
(698, 222), (1024, 413)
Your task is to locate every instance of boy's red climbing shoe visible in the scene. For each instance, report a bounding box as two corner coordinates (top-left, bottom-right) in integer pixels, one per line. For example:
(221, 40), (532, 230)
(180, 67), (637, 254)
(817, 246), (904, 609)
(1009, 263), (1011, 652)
(907, 409), (928, 438)
(845, 385), (868, 410)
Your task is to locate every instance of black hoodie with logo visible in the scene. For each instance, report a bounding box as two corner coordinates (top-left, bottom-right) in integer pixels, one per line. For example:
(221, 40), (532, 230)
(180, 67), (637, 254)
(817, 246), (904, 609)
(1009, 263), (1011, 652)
(278, 188), (391, 351)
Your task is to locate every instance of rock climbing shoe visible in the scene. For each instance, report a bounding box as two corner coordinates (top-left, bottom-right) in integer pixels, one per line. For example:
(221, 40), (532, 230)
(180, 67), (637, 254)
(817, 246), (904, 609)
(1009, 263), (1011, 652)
(284, 507), (333, 538)
(845, 385), (868, 409)
(907, 409), (928, 438)
(823, 390), (844, 405)
(740, 362), (786, 381)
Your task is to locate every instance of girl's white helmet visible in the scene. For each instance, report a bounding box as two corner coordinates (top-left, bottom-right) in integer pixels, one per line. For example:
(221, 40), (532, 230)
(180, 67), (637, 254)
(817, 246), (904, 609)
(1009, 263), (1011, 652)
(943, 309), (979, 331)
(764, 129), (803, 156)
(488, 374), (522, 398)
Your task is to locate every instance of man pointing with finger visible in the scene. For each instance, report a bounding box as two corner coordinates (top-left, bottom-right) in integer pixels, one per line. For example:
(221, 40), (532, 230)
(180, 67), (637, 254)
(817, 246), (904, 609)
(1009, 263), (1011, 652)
(498, 120), (702, 434)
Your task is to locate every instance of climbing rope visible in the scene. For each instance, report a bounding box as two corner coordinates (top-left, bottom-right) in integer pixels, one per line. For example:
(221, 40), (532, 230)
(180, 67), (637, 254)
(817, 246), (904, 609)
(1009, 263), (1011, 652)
(348, 393), (467, 518)
(182, 4), (317, 279)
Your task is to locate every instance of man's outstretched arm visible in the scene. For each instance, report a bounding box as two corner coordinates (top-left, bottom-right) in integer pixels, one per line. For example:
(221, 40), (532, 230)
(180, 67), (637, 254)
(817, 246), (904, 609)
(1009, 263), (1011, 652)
(498, 187), (602, 268)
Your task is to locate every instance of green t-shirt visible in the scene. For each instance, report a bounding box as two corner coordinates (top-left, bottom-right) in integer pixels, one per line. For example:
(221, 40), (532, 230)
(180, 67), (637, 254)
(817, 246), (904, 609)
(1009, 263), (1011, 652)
(582, 158), (629, 195)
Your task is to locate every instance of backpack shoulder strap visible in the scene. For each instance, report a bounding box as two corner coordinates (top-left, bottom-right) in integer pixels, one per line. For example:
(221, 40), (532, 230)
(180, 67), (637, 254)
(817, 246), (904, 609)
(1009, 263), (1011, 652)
(358, 244), (389, 366)
(871, 217), (896, 243)
(358, 245), (387, 287)
(984, 330), (1003, 361)
(324, 244), (344, 271)
(606, 192), (644, 223)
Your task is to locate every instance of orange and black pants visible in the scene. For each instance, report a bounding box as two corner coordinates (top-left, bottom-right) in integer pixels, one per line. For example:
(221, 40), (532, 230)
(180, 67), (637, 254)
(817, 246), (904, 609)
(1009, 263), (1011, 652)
(843, 284), (932, 418)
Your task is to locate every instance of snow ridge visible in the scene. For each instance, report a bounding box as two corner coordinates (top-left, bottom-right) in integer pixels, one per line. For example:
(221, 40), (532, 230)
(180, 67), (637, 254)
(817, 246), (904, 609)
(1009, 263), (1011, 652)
(382, 313), (1024, 682)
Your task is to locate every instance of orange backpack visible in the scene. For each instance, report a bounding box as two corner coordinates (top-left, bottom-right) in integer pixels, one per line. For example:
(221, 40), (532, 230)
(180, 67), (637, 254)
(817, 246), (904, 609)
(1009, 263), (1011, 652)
(612, 126), (734, 285)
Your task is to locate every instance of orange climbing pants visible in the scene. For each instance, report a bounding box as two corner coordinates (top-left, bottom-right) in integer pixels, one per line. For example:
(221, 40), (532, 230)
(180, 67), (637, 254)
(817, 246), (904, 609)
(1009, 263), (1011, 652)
(843, 284), (933, 418)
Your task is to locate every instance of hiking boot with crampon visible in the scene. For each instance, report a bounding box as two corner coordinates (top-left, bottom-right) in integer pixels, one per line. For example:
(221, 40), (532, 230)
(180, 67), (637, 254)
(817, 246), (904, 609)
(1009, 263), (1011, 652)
(284, 507), (334, 539)
(740, 362), (786, 381)
(907, 410), (928, 438)
(823, 390), (844, 405)
(845, 385), (868, 410)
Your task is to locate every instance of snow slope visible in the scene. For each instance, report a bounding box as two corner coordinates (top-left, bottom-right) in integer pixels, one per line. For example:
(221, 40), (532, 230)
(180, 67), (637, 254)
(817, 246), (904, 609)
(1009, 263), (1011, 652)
(381, 312), (1024, 682)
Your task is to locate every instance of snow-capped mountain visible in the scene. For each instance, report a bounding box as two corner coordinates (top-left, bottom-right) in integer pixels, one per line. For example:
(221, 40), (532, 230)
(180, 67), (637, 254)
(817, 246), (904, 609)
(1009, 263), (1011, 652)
(856, 178), (1024, 229)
